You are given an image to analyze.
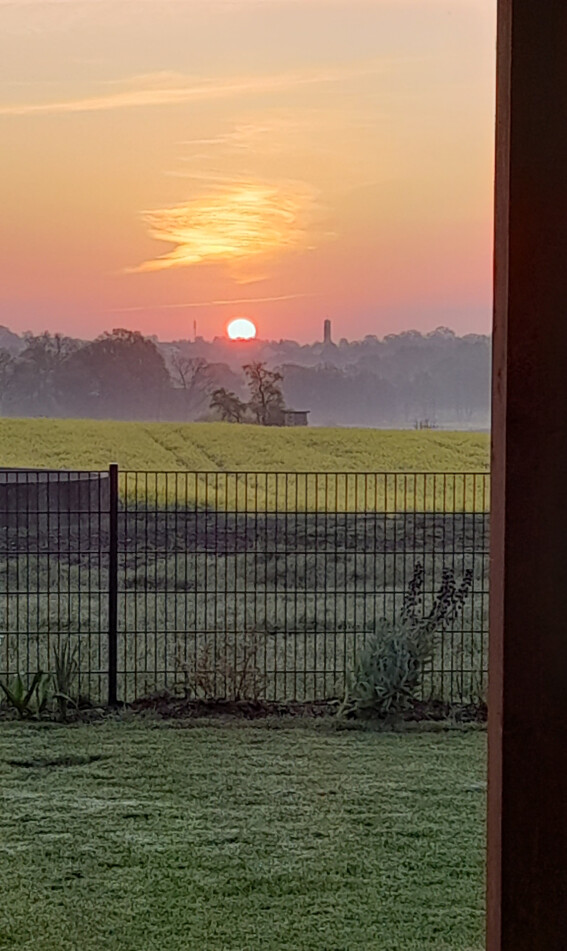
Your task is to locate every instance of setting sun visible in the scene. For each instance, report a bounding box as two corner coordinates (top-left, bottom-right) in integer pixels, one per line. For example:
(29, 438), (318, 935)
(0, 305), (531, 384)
(227, 318), (257, 340)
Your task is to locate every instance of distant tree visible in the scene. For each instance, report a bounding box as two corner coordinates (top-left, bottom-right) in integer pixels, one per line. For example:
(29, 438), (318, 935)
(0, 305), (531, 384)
(61, 329), (170, 419)
(168, 354), (215, 418)
(210, 388), (247, 423)
(243, 362), (284, 425)
(0, 325), (24, 356)
(3, 332), (78, 415)
(170, 353), (206, 390)
(0, 348), (13, 412)
(426, 326), (457, 343)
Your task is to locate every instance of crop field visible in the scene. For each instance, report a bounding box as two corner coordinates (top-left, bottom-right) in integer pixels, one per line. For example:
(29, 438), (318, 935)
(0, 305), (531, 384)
(0, 418), (490, 474)
(0, 722), (486, 951)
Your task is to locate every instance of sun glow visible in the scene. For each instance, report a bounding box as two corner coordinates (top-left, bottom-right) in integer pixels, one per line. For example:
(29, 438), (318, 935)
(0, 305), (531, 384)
(227, 318), (257, 340)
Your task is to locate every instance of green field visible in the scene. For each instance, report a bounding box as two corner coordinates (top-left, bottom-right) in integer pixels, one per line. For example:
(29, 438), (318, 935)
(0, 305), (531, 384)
(0, 721), (486, 951)
(0, 420), (489, 704)
(0, 419), (490, 473)
(1, 507), (489, 705)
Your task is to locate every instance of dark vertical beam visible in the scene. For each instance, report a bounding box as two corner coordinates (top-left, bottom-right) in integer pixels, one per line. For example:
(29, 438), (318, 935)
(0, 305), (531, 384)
(107, 463), (119, 707)
(488, 2), (567, 949)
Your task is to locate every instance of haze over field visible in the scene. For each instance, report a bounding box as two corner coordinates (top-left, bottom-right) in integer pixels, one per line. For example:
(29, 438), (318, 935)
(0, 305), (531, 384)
(1, 0), (495, 343)
(0, 324), (491, 428)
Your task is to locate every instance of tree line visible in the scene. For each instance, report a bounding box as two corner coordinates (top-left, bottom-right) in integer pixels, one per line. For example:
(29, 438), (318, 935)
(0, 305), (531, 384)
(0, 329), (288, 424)
(0, 325), (491, 427)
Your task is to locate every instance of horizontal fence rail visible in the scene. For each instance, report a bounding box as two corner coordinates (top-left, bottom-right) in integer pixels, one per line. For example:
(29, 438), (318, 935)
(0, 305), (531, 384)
(0, 468), (489, 707)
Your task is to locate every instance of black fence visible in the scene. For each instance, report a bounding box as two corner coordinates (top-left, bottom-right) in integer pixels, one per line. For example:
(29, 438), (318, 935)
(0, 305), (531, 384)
(0, 467), (489, 706)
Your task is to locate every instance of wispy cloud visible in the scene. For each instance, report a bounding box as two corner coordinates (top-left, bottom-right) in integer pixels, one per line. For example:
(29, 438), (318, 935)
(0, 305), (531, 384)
(179, 117), (300, 157)
(127, 181), (331, 276)
(113, 293), (318, 312)
(0, 61), (386, 118)
(168, 109), (381, 192)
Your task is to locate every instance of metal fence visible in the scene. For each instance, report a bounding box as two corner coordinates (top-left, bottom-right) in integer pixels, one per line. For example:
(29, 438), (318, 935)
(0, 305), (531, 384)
(0, 467), (489, 706)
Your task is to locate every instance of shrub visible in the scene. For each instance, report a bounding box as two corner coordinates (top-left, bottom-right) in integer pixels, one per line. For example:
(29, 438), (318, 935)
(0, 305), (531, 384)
(0, 671), (52, 719)
(173, 627), (268, 701)
(0, 636), (82, 722)
(342, 562), (473, 718)
(52, 638), (79, 722)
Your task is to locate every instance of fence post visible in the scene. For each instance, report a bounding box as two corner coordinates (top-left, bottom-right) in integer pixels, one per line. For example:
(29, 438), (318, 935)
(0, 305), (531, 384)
(108, 463), (119, 706)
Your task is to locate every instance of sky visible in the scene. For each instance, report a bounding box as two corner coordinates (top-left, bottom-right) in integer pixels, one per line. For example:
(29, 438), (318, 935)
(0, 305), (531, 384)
(0, 0), (496, 343)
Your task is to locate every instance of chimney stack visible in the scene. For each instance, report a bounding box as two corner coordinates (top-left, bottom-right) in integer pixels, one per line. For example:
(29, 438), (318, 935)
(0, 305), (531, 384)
(323, 318), (332, 345)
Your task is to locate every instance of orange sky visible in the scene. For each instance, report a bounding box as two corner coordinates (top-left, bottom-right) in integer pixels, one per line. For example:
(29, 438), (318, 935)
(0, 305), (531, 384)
(0, 0), (496, 342)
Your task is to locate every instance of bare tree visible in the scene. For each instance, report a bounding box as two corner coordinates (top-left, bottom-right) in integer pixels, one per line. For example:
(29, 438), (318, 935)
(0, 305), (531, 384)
(169, 354), (212, 418)
(243, 362), (284, 425)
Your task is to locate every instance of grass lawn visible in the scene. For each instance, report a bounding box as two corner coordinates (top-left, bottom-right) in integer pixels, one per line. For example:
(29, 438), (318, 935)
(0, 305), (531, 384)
(0, 722), (486, 951)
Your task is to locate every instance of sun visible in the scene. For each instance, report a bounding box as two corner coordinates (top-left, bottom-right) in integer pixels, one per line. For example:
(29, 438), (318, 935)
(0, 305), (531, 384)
(227, 318), (257, 340)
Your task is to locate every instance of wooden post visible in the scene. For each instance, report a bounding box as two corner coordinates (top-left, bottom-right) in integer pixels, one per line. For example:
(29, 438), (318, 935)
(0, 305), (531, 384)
(488, 2), (567, 948)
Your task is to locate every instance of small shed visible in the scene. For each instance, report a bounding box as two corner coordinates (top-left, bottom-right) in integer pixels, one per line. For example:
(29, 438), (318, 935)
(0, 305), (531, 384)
(282, 410), (309, 427)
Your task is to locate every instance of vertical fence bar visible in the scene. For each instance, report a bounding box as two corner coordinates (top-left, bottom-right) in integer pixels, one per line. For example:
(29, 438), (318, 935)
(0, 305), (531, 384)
(108, 462), (119, 706)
